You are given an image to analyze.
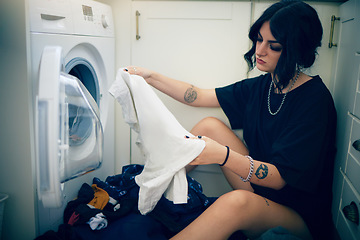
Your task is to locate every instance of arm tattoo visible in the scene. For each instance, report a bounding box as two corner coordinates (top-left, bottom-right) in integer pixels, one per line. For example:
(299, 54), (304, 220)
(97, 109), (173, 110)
(184, 85), (197, 103)
(255, 164), (268, 179)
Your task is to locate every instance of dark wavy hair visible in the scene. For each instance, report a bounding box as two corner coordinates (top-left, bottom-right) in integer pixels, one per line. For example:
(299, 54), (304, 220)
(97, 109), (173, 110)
(244, 0), (323, 88)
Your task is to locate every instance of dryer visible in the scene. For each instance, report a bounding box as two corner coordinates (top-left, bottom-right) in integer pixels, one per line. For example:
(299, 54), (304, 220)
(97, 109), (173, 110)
(28, 0), (115, 234)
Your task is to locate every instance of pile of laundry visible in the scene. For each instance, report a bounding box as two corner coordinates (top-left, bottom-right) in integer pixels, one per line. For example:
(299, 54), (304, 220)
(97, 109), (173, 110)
(63, 183), (136, 231)
(35, 164), (217, 240)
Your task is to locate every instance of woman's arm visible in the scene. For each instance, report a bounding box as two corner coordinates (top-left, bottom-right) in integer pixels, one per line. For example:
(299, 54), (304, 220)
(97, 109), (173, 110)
(125, 66), (220, 107)
(225, 150), (286, 190)
(190, 136), (286, 190)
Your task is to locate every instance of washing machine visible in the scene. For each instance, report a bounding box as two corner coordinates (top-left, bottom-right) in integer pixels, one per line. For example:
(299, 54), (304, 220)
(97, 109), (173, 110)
(28, 0), (115, 234)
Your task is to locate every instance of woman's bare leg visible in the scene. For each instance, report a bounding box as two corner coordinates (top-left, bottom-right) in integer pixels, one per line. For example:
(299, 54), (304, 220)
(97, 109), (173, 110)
(188, 117), (252, 191)
(178, 117), (312, 239)
(170, 190), (312, 240)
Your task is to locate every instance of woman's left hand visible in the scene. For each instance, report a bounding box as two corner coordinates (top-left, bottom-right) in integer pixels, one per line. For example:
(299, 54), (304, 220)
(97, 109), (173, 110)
(188, 136), (228, 166)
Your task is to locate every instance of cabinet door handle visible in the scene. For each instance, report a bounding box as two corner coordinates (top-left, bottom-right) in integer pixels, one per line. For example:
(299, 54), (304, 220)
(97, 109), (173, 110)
(342, 201), (359, 225)
(352, 139), (360, 152)
(328, 15), (340, 48)
(136, 10), (141, 40)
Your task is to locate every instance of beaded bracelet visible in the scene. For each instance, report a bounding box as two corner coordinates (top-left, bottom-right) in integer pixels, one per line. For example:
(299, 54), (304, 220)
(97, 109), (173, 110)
(219, 146), (230, 166)
(240, 155), (254, 182)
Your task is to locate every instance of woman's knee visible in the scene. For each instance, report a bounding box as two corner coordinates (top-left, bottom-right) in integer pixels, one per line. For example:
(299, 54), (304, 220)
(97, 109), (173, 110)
(191, 117), (227, 136)
(192, 117), (247, 155)
(217, 190), (253, 211)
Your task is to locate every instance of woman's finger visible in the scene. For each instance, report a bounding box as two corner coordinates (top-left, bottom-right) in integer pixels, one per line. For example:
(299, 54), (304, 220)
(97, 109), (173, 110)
(185, 135), (207, 140)
(123, 66), (139, 75)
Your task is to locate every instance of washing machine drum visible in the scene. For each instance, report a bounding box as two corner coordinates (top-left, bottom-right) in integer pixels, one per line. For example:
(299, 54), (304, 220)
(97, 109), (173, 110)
(66, 57), (100, 104)
(66, 58), (100, 147)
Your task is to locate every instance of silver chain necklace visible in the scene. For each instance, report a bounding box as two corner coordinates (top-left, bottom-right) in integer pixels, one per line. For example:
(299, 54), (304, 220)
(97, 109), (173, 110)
(267, 70), (300, 116)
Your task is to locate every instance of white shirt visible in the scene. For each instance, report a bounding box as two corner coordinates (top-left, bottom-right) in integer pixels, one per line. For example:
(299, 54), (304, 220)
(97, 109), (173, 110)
(109, 69), (205, 214)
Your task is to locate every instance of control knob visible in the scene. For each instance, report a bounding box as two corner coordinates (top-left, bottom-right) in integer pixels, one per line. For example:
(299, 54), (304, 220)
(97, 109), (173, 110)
(101, 14), (109, 28)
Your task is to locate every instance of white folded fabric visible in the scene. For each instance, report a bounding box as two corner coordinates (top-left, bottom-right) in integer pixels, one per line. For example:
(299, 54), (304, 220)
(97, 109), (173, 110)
(109, 69), (205, 215)
(87, 213), (108, 230)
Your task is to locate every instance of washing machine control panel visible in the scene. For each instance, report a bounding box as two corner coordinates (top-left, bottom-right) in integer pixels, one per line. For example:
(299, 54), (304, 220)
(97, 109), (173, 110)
(73, 1), (114, 36)
(29, 0), (114, 37)
(82, 4), (94, 21)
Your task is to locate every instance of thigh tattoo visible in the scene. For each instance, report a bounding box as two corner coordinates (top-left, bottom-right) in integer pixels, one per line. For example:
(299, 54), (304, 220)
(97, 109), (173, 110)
(263, 197), (270, 206)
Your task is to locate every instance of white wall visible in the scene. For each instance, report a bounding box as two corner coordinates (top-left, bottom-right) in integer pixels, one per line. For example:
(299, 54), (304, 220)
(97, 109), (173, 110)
(0, 0), (37, 239)
(96, 0), (133, 173)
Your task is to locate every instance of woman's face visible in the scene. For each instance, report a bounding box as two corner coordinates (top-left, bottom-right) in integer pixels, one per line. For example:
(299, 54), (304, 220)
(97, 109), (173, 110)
(255, 21), (282, 74)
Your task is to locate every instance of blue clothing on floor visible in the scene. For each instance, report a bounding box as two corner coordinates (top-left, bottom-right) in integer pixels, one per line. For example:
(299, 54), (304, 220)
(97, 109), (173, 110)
(93, 164), (217, 234)
(73, 213), (170, 240)
(149, 176), (217, 233)
(93, 164), (143, 201)
(36, 165), (302, 240)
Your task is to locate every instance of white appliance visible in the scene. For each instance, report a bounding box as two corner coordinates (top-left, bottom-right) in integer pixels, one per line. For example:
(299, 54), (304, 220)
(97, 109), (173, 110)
(28, 0), (115, 235)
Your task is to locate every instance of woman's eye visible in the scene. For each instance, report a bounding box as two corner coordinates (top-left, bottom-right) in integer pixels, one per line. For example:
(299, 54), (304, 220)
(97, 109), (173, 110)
(256, 37), (263, 43)
(270, 45), (282, 52)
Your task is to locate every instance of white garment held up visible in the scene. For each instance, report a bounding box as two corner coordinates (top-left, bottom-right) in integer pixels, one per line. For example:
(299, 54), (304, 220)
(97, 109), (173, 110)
(109, 69), (205, 215)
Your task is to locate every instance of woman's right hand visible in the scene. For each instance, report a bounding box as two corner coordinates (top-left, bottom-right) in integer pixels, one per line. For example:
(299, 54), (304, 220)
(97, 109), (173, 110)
(124, 66), (154, 83)
(187, 136), (228, 166)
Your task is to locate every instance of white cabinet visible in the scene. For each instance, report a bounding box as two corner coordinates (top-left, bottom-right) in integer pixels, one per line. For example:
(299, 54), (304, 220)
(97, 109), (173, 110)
(331, 0), (360, 239)
(130, 1), (251, 129)
(130, 1), (252, 196)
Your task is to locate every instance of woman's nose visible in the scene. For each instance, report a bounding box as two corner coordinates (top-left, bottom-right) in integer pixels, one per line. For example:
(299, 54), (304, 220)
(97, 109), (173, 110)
(256, 42), (267, 57)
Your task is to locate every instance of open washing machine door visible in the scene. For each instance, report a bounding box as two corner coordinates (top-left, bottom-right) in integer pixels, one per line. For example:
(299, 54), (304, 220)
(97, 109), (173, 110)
(36, 46), (103, 208)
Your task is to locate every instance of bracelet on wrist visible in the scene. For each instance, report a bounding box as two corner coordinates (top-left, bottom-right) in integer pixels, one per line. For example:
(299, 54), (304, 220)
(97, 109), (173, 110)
(219, 146), (230, 166)
(240, 155), (254, 182)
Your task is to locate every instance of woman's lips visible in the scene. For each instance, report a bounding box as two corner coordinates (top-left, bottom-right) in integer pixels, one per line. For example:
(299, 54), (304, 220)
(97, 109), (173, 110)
(257, 58), (265, 64)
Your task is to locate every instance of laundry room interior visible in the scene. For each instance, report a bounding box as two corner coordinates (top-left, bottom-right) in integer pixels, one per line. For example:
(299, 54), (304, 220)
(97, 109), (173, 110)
(0, 0), (359, 239)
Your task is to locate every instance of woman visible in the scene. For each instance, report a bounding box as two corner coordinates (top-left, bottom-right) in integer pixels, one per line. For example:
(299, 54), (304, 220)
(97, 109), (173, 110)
(125, 0), (336, 239)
